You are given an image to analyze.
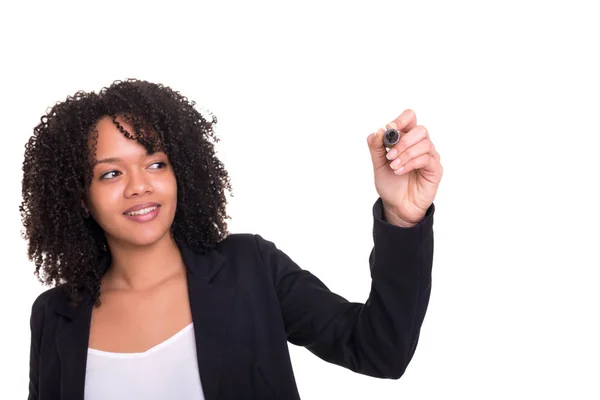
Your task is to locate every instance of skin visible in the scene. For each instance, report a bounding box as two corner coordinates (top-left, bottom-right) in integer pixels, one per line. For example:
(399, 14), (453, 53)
(367, 109), (443, 228)
(85, 116), (192, 353)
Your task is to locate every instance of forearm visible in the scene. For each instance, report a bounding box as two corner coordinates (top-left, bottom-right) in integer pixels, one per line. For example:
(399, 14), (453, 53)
(268, 198), (435, 379)
(345, 198), (435, 378)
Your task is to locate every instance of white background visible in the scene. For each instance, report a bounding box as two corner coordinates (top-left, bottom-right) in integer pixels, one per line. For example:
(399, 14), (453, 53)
(1, 0), (599, 398)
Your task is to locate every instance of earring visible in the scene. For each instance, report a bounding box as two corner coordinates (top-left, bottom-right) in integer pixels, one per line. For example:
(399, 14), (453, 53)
(83, 207), (90, 219)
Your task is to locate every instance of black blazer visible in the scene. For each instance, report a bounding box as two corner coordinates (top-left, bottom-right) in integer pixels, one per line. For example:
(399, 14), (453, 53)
(28, 198), (435, 400)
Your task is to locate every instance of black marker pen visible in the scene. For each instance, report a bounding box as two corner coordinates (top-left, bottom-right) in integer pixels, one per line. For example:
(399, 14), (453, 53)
(383, 128), (401, 148)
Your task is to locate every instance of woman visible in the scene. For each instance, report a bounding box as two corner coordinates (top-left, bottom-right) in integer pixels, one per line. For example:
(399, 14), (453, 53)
(22, 79), (442, 399)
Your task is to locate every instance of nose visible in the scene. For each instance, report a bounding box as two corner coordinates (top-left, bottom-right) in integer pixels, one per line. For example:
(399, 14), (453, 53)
(124, 170), (153, 198)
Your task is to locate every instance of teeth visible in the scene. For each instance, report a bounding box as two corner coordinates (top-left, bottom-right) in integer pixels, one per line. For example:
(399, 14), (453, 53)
(125, 206), (158, 216)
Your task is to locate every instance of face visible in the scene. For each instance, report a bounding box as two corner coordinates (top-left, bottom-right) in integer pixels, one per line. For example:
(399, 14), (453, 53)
(85, 115), (178, 249)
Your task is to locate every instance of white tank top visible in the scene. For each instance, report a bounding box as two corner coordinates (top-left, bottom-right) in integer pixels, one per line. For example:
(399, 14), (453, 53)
(84, 323), (205, 400)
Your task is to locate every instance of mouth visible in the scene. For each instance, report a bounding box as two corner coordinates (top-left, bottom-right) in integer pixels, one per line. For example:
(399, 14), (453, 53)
(123, 203), (161, 222)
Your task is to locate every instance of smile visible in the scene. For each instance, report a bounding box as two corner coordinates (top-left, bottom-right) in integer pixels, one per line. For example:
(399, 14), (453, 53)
(124, 206), (159, 216)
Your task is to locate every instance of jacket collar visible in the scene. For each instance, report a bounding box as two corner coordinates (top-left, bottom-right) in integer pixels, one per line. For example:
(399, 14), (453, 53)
(179, 241), (226, 282)
(54, 240), (235, 400)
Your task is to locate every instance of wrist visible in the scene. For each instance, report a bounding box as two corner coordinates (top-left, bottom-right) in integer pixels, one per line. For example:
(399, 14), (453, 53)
(382, 205), (417, 228)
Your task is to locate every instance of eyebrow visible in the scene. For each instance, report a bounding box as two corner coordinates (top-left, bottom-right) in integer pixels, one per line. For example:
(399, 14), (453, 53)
(96, 157), (123, 165)
(95, 152), (164, 165)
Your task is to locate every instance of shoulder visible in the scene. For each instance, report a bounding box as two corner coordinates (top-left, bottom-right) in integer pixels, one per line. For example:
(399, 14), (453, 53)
(216, 232), (257, 248)
(214, 233), (294, 279)
(215, 232), (273, 256)
(29, 285), (67, 326)
(211, 233), (283, 276)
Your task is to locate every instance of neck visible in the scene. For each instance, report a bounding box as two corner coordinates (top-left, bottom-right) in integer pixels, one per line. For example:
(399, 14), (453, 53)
(103, 233), (186, 291)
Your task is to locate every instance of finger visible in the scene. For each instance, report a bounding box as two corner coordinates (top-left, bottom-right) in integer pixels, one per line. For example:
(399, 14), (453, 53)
(385, 125), (429, 161)
(428, 141), (441, 162)
(394, 153), (438, 176)
(387, 109), (417, 133)
(388, 138), (434, 173)
(369, 128), (386, 150)
(367, 128), (388, 170)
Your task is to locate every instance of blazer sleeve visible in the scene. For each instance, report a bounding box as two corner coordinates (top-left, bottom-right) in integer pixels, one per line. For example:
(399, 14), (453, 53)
(28, 293), (46, 400)
(254, 197), (435, 379)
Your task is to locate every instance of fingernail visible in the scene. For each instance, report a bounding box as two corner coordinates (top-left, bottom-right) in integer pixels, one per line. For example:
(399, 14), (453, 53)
(390, 158), (401, 169)
(386, 149), (397, 160)
(394, 166), (405, 174)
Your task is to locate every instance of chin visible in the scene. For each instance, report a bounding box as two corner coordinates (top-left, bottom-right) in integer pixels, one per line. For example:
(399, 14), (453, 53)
(99, 207), (177, 249)
(104, 222), (173, 249)
(126, 228), (173, 248)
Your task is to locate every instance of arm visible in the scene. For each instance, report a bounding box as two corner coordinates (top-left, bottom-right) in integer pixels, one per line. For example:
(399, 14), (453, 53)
(255, 197), (434, 379)
(28, 296), (45, 400)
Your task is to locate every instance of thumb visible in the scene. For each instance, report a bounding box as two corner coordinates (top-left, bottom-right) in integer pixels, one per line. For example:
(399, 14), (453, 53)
(367, 128), (388, 169)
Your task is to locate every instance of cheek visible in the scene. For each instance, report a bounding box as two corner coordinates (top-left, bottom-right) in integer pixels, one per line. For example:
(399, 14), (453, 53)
(156, 173), (178, 199)
(156, 176), (178, 218)
(87, 183), (123, 218)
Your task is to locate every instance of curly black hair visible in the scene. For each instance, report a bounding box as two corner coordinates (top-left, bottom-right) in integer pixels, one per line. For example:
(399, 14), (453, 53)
(20, 79), (233, 306)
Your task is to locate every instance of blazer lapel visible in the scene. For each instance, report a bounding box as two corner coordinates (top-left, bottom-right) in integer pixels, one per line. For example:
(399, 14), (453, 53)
(52, 246), (235, 400)
(55, 252), (109, 400)
(55, 290), (93, 400)
(180, 244), (237, 400)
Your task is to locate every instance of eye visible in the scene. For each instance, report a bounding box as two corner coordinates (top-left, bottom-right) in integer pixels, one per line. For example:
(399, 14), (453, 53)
(148, 161), (167, 169)
(100, 170), (121, 180)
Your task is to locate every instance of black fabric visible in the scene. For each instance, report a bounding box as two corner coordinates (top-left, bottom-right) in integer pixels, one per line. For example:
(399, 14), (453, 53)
(28, 197), (435, 400)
